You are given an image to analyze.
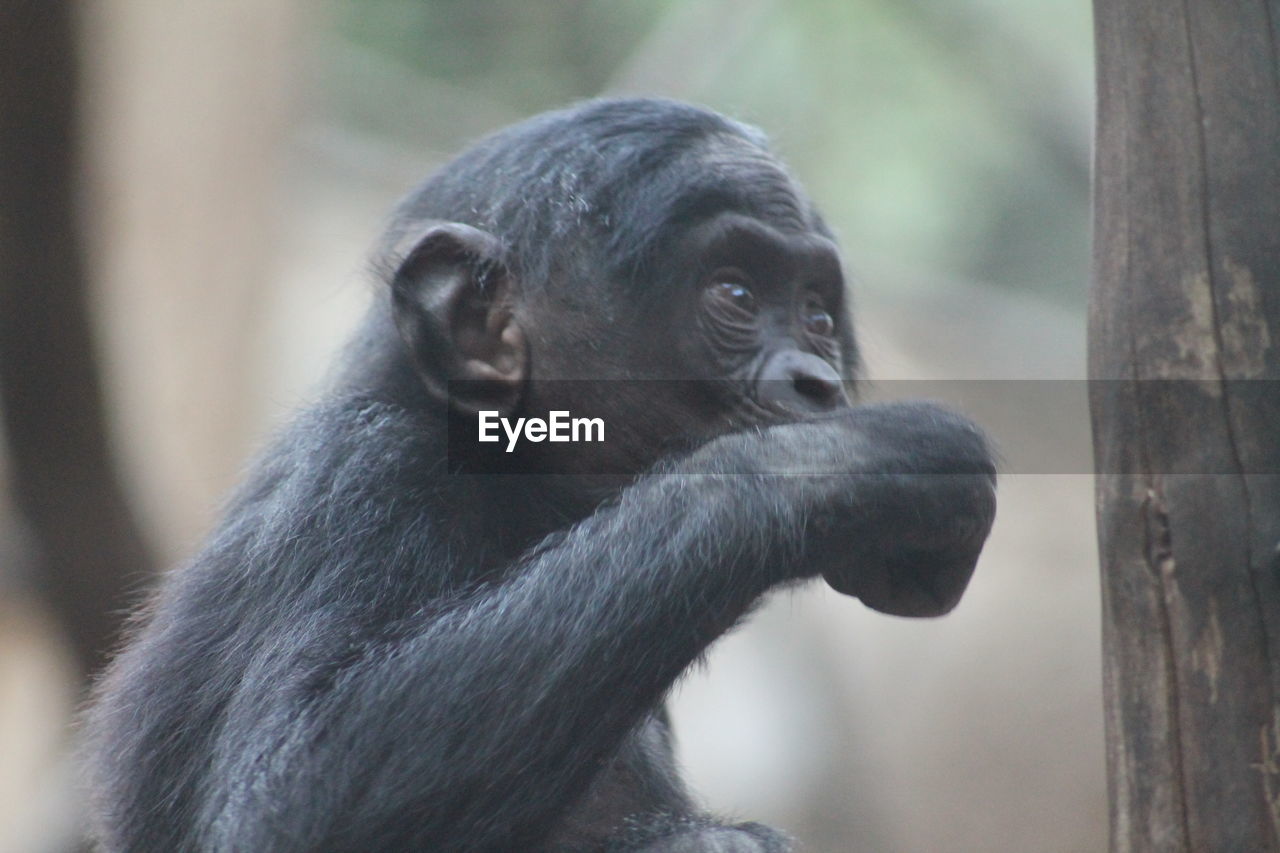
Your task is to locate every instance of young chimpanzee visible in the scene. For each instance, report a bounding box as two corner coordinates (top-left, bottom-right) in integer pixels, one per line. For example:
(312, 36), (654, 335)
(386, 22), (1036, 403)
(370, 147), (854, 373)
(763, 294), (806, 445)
(85, 98), (996, 852)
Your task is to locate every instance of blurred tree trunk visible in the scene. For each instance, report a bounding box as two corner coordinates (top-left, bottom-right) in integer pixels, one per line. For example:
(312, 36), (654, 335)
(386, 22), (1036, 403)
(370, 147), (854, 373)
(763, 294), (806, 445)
(0, 2), (154, 681)
(1090, 1), (1280, 851)
(80, 0), (301, 563)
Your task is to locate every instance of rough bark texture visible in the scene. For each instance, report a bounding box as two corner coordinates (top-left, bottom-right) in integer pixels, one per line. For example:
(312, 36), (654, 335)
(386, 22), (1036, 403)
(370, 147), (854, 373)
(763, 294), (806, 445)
(1090, 1), (1280, 851)
(0, 2), (154, 680)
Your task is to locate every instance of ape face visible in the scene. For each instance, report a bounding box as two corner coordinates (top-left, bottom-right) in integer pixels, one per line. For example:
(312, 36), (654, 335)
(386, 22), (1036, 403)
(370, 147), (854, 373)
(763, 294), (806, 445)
(643, 208), (850, 412)
(392, 131), (858, 479)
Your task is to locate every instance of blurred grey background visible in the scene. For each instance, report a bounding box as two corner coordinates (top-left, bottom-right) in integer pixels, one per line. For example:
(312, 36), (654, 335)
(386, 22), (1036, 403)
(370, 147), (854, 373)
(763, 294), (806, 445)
(0, 2), (1100, 851)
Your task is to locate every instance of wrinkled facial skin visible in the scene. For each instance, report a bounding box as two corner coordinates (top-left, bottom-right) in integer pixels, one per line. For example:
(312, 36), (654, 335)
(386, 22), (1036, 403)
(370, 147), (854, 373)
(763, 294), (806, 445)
(671, 212), (851, 414)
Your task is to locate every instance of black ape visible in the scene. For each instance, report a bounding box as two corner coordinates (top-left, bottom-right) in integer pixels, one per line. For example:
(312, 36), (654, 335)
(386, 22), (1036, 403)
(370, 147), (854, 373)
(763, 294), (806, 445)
(85, 99), (995, 852)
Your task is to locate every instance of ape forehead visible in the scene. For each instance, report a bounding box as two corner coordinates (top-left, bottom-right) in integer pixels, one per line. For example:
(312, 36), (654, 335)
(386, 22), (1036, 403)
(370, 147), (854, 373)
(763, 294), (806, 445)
(377, 98), (831, 290)
(686, 136), (814, 231)
(607, 135), (828, 282)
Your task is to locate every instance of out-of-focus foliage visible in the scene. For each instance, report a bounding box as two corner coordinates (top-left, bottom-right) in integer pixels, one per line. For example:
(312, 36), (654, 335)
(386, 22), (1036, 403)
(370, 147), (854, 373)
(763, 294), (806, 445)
(324, 0), (1092, 304)
(334, 0), (663, 109)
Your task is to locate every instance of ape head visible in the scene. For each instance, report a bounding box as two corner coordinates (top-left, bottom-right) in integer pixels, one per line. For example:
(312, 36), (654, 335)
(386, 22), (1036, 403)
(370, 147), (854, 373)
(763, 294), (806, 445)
(375, 98), (858, 476)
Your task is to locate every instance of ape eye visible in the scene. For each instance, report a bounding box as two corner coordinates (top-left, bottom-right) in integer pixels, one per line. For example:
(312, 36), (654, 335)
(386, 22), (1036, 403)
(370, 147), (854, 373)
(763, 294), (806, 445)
(802, 299), (835, 337)
(705, 277), (756, 314)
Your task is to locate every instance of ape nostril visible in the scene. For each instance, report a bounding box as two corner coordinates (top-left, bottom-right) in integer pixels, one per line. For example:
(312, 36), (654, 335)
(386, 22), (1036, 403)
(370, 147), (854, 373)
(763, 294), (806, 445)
(792, 371), (842, 405)
(756, 350), (848, 412)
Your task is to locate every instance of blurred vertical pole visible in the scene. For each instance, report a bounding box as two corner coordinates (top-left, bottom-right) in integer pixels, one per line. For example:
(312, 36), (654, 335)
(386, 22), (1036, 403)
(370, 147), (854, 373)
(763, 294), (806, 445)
(81, 0), (301, 560)
(1089, 0), (1280, 851)
(0, 2), (154, 681)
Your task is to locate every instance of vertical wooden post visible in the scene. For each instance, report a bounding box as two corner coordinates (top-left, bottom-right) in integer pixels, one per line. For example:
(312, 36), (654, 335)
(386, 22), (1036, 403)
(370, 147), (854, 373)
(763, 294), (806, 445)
(1090, 1), (1280, 851)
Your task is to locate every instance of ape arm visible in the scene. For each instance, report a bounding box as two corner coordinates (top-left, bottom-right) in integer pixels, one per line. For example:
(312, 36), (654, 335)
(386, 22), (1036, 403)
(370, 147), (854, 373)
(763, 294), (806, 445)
(112, 399), (987, 853)
(204, 436), (795, 852)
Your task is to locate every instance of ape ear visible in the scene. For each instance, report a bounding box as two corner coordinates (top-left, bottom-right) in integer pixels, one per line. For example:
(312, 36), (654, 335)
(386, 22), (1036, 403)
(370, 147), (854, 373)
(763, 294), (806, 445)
(389, 223), (527, 415)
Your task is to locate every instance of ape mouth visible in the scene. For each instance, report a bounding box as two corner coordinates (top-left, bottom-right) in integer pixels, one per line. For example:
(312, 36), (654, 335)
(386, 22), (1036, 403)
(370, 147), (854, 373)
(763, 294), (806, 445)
(734, 397), (840, 431)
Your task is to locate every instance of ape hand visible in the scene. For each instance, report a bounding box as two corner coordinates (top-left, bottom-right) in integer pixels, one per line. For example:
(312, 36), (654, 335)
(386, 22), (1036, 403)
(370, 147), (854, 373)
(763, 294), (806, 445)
(733, 401), (996, 616)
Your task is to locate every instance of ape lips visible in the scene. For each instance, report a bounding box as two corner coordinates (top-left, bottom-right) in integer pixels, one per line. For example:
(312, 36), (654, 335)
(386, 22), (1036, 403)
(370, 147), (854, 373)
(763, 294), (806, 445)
(84, 98), (996, 853)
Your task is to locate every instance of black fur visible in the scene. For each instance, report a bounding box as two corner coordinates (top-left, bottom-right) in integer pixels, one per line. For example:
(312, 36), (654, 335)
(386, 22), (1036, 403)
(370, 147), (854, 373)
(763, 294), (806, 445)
(84, 98), (995, 852)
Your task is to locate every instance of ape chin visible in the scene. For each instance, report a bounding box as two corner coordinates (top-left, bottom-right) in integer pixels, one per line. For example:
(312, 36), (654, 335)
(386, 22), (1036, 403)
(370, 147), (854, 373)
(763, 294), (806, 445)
(83, 97), (996, 853)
